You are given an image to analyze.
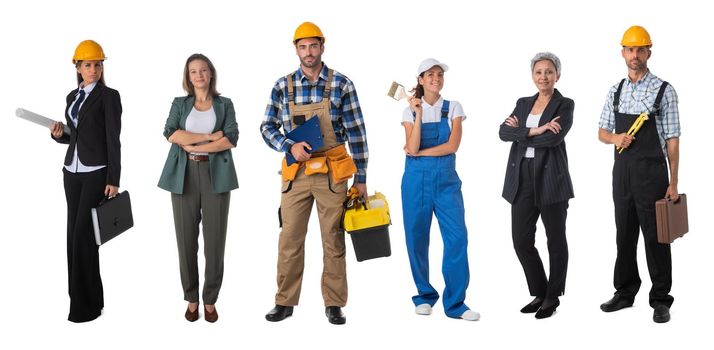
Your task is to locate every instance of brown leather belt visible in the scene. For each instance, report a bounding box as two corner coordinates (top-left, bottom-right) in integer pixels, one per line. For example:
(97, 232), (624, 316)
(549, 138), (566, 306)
(188, 154), (209, 162)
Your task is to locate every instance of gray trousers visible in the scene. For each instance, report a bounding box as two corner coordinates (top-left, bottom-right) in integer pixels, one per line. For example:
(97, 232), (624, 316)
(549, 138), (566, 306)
(171, 160), (230, 305)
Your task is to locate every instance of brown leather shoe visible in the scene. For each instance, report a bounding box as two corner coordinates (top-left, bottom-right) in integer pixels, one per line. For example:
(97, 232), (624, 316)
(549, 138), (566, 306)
(185, 304), (199, 322)
(205, 305), (218, 323)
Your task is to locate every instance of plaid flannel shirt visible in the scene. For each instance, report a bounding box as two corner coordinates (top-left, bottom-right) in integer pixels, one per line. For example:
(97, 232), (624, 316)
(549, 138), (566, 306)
(599, 71), (681, 156)
(260, 64), (368, 183)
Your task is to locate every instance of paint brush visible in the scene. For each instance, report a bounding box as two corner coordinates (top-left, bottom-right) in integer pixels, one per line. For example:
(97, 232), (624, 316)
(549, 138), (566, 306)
(387, 82), (410, 101)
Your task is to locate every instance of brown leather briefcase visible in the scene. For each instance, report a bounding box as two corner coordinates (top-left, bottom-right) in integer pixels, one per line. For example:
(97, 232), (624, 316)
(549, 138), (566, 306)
(655, 194), (689, 244)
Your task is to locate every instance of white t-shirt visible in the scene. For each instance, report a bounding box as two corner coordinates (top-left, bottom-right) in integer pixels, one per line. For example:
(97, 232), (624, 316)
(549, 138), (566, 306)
(525, 113), (542, 158)
(185, 106), (217, 155)
(401, 97), (466, 129)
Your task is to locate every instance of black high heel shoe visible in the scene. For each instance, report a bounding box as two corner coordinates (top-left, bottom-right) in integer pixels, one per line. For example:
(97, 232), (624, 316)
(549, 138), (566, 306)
(520, 297), (544, 313)
(535, 298), (560, 319)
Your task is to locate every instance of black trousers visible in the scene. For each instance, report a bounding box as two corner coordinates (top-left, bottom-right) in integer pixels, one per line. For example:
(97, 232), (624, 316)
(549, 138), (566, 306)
(63, 168), (105, 322)
(511, 158), (569, 299)
(612, 157), (673, 308)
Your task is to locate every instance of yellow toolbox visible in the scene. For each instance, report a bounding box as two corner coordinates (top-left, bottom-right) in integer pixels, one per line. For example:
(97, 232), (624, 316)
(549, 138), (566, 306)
(343, 191), (391, 262)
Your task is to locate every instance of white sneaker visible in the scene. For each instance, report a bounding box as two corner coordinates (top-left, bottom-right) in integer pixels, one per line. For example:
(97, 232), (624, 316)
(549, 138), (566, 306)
(461, 309), (480, 321)
(415, 304), (432, 315)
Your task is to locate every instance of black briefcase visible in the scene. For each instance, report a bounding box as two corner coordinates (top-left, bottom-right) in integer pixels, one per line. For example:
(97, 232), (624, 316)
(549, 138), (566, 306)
(91, 191), (134, 245)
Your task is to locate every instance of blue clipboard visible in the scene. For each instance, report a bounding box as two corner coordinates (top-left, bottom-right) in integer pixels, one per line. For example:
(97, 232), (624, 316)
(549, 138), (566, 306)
(285, 116), (324, 165)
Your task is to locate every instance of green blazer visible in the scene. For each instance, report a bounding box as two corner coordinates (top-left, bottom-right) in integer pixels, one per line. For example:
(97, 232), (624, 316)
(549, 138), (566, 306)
(157, 96), (239, 194)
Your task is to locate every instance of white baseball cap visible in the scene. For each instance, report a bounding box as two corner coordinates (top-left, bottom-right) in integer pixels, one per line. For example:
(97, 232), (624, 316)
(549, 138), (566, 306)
(417, 58), (449, 77)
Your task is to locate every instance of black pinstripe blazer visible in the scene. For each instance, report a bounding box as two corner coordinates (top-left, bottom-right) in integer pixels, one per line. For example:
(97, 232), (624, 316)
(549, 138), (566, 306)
(499, 89), (574, 206)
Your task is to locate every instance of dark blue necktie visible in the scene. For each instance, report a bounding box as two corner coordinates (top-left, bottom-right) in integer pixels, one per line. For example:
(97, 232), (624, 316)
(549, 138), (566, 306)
(70, 89), (86, 121)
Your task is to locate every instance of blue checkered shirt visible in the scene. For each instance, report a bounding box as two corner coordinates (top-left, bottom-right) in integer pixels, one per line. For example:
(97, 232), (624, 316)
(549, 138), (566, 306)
(260, 64), (368, 183)
(599, 71), (680, 156)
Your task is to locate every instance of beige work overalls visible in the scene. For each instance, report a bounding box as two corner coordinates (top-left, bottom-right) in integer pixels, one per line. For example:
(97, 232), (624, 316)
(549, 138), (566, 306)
(275, 69), (355, 307)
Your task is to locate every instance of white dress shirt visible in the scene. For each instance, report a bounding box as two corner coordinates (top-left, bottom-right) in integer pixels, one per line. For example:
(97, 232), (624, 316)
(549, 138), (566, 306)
(65, 81), (106, 173)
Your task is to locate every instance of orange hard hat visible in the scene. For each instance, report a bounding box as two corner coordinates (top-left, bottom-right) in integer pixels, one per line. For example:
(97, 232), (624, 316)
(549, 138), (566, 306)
(621, 26), (652, 47)
(72, 40), (107, 64)
(293, 22), (325, 44)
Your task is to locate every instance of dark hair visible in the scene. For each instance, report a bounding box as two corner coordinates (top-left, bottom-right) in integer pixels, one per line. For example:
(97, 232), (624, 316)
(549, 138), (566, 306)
(293, 37), (324, 46)
(409, 73), (425, 99)
(183, 53), (220, 97)
(75, 61), (106, 86)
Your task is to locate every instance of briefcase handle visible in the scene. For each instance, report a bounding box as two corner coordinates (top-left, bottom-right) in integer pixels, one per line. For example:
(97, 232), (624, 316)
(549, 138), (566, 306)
(97, 191), (125, 207)
(664, 193), (685, 204)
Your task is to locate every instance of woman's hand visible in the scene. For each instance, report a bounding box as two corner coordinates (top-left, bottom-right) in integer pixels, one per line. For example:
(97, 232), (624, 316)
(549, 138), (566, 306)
(50, 121), (65, 139)
(105, 185), (119, 197)
(208, 130), (224, 142)
(504, 116), (519, 127)
(529, 116), (562, 136)
(181, 144), (197, 153)
(408, 96), (422, 116)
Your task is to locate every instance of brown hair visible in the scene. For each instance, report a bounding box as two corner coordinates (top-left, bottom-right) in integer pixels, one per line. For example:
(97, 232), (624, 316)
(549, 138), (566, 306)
(409, 73), (425, 99)
(182, 53), (220, 97)
(75, 61), (106, 86)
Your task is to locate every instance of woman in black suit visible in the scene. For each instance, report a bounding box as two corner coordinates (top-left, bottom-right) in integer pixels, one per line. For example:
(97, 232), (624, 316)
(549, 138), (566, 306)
(499, 52), (574, 319)
(49, 40), (122, 322)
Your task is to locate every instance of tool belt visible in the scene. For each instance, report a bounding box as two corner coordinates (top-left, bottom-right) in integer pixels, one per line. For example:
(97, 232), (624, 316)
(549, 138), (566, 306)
(281, 144), (357, 183)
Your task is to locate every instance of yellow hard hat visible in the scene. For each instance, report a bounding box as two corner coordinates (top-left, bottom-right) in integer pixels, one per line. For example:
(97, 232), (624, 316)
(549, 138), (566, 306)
(72, 40), (107, 64)
(293, 22), (325, 44)
(621, 26), (652, 47)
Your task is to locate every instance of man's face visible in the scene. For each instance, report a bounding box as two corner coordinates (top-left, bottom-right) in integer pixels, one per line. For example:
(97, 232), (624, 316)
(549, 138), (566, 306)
(295, 37), (324, 69)
(621, 46), (651, 71)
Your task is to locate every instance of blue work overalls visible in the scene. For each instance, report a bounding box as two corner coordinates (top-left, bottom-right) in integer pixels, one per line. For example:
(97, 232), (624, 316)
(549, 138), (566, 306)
(401, 100), (470, 317)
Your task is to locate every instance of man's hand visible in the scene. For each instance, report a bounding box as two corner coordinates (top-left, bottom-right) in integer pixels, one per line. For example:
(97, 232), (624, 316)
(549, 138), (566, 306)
(613, 133), (635, 149)
(290, 141), (312, 162)
(352, 183), (367, 199)
(665, 184), (679, 202)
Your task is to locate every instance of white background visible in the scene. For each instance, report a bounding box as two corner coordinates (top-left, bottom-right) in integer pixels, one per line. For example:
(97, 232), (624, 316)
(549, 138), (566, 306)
(1, 0), (712, 349)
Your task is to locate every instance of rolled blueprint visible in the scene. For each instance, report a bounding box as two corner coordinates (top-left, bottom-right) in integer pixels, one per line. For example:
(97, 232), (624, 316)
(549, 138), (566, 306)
(16, 108), (71, 135)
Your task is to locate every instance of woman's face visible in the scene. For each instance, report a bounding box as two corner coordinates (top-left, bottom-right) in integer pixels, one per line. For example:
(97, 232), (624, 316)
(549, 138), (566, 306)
(418, 66), (444, 95)
(76, 60), (103, 86)
(188, 59), (212, 90)
(532, 59), (559, 92)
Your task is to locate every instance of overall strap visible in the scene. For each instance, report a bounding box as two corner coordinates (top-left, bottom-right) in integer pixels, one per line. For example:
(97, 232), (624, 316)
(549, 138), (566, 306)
(613, 79), (626, 113)
(441, 100), (450, 119)
(322, 69), (334, 99)
(286, 74), (295, 103)
(652, 81), (669, 117)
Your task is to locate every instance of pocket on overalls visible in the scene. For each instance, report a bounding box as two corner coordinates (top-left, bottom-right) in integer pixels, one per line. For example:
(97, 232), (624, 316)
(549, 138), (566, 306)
(281, 158), (299, 193)
(304, 156), (328, 175)
(281, 157), (299, 182)
(328, 155), (357, 184)
(420, 126), (439, 148)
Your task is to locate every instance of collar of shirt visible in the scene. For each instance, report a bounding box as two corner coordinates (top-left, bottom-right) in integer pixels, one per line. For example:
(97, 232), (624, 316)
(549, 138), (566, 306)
(296, 63), (329, 84)
(420, 96), (444, 109)
(626, 69), (653, 87)
(77, 81), (98, 96)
